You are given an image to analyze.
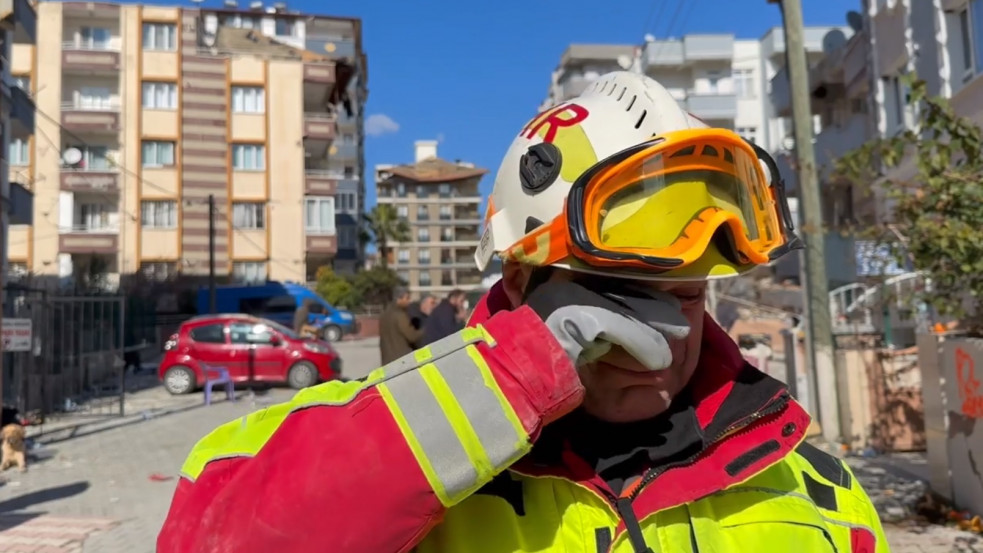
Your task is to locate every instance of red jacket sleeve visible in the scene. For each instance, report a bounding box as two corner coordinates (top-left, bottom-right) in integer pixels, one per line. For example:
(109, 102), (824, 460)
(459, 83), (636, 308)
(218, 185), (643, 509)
(156, 306), (583, 553)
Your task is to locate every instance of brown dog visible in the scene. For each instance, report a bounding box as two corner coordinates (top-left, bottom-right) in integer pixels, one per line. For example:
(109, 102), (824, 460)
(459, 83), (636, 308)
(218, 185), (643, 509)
(1, 423), (27, 472)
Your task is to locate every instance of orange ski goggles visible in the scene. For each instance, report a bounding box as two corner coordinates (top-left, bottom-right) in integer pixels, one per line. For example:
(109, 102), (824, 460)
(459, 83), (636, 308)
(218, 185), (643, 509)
(503, 128), (802, 272)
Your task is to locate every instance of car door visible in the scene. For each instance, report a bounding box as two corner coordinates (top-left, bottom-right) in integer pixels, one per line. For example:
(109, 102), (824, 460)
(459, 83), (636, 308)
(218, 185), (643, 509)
(186, 323), (230, 370)
(228, 320), (283, 381)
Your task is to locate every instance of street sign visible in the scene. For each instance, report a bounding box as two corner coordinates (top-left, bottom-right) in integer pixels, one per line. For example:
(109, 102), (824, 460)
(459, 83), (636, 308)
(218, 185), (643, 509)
(1, 318), (32, 352)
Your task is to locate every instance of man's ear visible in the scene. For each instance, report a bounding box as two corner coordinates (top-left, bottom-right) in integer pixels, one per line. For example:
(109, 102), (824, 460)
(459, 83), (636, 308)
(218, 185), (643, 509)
(501, 262), (532, 308)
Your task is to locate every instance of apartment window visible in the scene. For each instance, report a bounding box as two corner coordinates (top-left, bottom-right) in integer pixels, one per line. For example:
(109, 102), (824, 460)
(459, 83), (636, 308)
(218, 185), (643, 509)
(304, 196), (336, 234)
(439, 205), (452, 221)
(141, 200), (177, 228)
(11, 75), (29, 91)
(439, 183), (452, 198)
(232, 261), (267, 284)
(416, 205), (429, 221)
(67, 145), (110, 170)
(232, 202), (265, 229)
(78, 27), (110, 49)
(336, 191), (356, 212)
(417, 227), (430, 242)
(141, 261), (177, 281)
(338, 225), (356, 248)
(972, 0), (983, 75)
(706, 71), (721, 93)
(74, 87), (112, 110)
(8, 138), (28, 166)
(396, 205), (409, 218)
(396, 182), (407, 197)
(397, 249), (410, 264)
(417, 185), (430, 198)
(736, 127), (757, 144)
(232, 86), (265, 114)
(142, 141), (175, 167)
(961, 8), (974, 77)
(419, 271), (431, 286)
(275, 18), (298, 37)
(733, 69), (755, 98)
(7, 262), (28, 282)
(397, 270), (410, 284)
(220, 14), (260, 29)
(441, 227), (454, 242)
(142, 82), (178, 109)
(142, 23), (177, 51)
(232, 144), (265, 171)
(342, 133), (355, 144)
(344, 166), (356, 178)
(418, 249), (431, 265)
(441, 270), (453, 286)
(78, 203), (114, 231)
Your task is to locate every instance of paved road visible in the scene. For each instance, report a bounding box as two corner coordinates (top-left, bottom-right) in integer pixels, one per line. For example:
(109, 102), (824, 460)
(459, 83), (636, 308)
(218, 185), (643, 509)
(0, 337), (977, 552)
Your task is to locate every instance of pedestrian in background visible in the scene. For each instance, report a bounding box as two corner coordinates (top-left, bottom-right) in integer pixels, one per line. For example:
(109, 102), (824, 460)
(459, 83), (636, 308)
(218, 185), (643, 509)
(378, 287), (423, 364)
(421, 289), (467, 345)
(407, 294), (437, 332)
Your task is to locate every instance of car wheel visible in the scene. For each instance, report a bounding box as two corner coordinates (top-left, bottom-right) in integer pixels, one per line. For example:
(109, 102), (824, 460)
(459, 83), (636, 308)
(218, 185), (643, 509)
(163, 366), (196, 395)
(322, 325), (343, 342)
(288, 361), (319, 390)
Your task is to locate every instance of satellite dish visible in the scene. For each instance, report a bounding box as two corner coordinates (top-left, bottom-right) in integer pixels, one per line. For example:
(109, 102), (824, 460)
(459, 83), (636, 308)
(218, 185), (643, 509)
(616, 55), (632, 70)
(847, 11), (864, 32)
(62, 148), (82, 166)
(822, 29), (848, 54)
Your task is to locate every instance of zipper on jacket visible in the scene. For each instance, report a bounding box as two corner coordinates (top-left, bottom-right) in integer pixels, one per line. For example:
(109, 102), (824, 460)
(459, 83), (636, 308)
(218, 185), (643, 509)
(615, 497), (654, 553)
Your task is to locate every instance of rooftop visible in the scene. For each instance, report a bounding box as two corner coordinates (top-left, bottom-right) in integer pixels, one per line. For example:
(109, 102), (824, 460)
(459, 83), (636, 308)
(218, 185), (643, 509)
(380, 158), (488, 184)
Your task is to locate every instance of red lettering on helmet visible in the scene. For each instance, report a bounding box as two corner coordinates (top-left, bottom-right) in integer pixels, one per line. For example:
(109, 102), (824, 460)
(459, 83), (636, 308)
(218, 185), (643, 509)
(520, 103), (589, 144)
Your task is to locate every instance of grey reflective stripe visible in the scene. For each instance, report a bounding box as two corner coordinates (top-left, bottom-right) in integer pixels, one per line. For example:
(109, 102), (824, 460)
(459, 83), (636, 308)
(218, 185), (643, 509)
(380, 333), (486, 380)
(434, 348), (524, 469)
(383, 350), (430, 378)
(428, 332), (483, 360)
(385, 368), (479, 498)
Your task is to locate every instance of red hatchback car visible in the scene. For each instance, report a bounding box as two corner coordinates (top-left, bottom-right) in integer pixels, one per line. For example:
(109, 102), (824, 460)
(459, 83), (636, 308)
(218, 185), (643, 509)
(159, 314), (342, 395)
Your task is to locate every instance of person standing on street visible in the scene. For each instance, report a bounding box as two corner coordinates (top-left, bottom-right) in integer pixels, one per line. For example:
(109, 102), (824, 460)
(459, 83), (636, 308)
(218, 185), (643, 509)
(158, 71), (889, 553)
(377, 287), (423, 364)
(408, 294), (437, 332)
(421, 289), (467, 345)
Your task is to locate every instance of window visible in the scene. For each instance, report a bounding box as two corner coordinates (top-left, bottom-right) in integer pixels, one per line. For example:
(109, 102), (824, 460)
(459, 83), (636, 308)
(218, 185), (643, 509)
(961, 8), (974, 77)
(706, 71), (721, 93)
(417, 205), (429, 221)
(396, 205), (408, 218)
(336, 191), (356, 212)
(338, 225), (356, 248)
(190, 324), (226, 344)
(142, 82), (178, 109)
(441, 270), (453, 286)
(305, 196), (336, 234)
(11, 75), (29, 91)
(239, 294), (295, 315)
(142, 23), (177, 51)
(141, 200), (177, 228)
(75, 87), (112, 110)
(232, 144), (265, 170)
(344, 166), (355, 178)
(736, 127), (757, 144)
(9, 138), (28, 166)
(417, 227), (430, 242)
(231, 86), (265, 114)
(220, 14), (260, 29)
(229, 321), (276, 345)
(396, 182), (407, 197)
(232, 261), (267, 284)
(7, 262), (28, 281)
(342, 133), (355, 144)
(733, 68), (755, 98)
(419, 271), (431, 286)
(141, 261), (177, 281)
(397, 249), (410, 264)
(233, 202), (265, 229)
(438, 183), (451, 198)
(419, 249), (431, 265)
(79, 203), (114, 230)
(66, 145), (110, 170)
(78, 27), (110, 49)
(275, 18), (298, 37)
(440, 227), (454, 242)
(142, 141), (175, 167)
(397, 270), (410, 284)
(417, 185), (430, 198)
(972, 0), (983, 75)
(439, 205), (452, 221)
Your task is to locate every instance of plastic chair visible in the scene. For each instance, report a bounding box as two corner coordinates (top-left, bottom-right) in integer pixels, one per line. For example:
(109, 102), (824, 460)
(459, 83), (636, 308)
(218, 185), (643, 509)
(202, 364), (235, 406)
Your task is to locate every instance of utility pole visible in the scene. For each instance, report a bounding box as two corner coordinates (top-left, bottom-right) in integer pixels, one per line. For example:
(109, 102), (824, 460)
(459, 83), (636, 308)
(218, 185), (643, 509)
(208, 194), (217, 314)
(771, 0), (841, 442)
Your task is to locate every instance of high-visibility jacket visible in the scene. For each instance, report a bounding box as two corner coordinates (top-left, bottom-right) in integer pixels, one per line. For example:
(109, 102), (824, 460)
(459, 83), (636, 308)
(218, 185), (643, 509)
(157, 282), (889, 553)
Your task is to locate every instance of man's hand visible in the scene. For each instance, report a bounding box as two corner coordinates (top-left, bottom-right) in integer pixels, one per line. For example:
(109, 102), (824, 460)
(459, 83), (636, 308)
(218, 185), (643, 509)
(524, 280), (690, 371)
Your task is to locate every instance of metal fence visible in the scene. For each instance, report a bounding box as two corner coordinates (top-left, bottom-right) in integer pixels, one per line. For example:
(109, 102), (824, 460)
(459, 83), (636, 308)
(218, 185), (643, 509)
(4, 285), (127, 418)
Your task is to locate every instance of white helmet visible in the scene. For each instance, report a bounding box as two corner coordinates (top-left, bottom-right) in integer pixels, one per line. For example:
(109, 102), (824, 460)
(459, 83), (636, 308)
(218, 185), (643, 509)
(475, 71), (767, 281)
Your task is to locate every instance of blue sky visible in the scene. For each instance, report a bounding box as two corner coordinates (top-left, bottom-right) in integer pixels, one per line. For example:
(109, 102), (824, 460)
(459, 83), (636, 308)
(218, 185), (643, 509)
(145, 0), (863, 207)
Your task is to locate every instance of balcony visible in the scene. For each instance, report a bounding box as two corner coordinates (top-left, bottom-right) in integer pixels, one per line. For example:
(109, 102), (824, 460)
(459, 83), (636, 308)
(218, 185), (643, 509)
(306, 234), (337, 255)
(685, 92), (737, 120)
(61, 101), (120, 133)
(304, 170), (339, 195)
(59, 227), (119, 255)
(9, 86), (33, 136)
(682, 35), (734, 61)
(60, 169), (120, 193)
(303, 113), (337, 142)
(814, 114), (873, 179)
(644, 40), (685, 67)
(843, 31), (870, 97)
(331, 143), (358, 160)
(873, 4), (907, 76)
(61, 43), (121, 74)
(303, 62), (336, 84)
(0, 0), (37, 44)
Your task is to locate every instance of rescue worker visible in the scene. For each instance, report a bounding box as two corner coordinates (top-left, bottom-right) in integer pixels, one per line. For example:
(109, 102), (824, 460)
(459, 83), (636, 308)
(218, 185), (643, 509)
(158, 72), (889, 553)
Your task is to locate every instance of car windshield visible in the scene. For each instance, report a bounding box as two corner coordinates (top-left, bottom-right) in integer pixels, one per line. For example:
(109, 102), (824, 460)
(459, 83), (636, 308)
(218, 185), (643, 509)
(260, 319), (301, 340)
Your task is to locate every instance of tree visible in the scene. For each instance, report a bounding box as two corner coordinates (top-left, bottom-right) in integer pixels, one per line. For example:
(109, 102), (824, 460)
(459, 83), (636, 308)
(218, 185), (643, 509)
(352, 266), (407, 307)
(363, 204), (410, 268)
(835, 76), (983, 329)
(314, 266), (362, 309)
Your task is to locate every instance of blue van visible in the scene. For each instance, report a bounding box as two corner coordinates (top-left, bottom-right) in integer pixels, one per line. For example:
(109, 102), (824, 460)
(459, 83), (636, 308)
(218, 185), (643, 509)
(196, 281), (358, 341)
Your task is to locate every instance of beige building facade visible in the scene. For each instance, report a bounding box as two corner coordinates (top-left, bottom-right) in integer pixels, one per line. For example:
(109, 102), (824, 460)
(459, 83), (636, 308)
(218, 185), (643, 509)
(7, 1), (365, 289)
(375, 141), (486, 297)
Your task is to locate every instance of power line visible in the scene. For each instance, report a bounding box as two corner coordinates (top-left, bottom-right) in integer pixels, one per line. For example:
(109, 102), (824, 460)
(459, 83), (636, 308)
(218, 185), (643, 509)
(642, 0), (668, 37)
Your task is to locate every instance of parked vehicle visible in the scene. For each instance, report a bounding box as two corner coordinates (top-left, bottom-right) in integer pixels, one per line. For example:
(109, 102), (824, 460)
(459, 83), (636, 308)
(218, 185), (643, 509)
(195, 281), (358, 341)
(159, 314), (342, 395)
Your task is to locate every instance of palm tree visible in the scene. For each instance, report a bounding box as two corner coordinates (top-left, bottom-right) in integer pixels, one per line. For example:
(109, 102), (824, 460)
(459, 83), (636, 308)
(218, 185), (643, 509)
(363, 204), (410, 269)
